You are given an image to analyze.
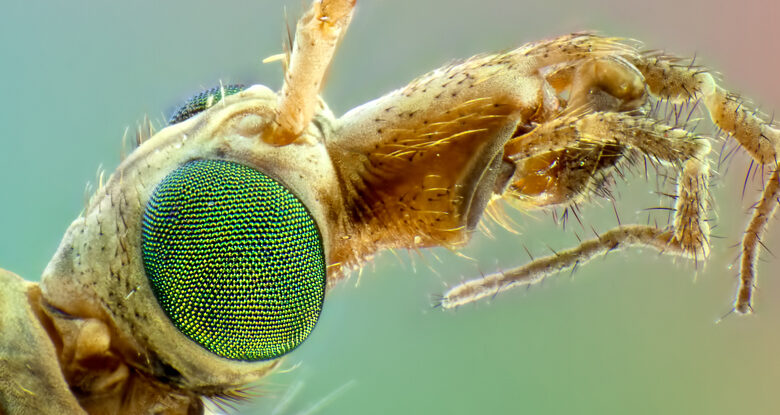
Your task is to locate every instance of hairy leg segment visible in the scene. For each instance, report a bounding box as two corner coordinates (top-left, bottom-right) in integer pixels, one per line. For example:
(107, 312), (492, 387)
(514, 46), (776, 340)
(438, 35), (779, 313)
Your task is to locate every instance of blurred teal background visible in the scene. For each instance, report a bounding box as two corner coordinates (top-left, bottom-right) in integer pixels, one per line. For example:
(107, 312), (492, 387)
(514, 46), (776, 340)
(1, 0), (779, 414)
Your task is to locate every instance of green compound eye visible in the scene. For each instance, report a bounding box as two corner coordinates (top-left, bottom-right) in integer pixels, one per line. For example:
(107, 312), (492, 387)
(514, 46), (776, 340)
(168, 84), (246, 125)
(141, 159), (326, 361)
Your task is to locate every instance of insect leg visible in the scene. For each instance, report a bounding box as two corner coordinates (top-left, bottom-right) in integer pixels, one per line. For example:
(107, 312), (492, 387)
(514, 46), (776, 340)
(504, 112), (707, 163)
(737, 166), (780, 313)
(507, 112), (711, 259)
(441, 112), (711, 307)
(632, 53), (779, 164)
(632, 53), (780, 313)
(438, 225), (681, 309)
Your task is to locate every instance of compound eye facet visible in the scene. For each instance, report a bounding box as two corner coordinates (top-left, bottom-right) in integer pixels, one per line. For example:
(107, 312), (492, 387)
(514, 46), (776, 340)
(168, 84), (246, 124)
(141, 159), (326, 361)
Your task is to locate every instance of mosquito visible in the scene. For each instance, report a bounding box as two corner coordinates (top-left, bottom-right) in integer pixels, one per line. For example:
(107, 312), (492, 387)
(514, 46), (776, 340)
(1, 1), (778, 413)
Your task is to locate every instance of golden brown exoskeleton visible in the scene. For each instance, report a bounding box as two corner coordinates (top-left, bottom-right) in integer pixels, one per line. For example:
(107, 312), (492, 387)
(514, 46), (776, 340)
(1, 0), (778, 413)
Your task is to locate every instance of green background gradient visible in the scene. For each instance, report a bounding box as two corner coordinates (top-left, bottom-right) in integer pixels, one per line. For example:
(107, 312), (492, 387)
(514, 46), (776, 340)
(1, 1), (779, 414)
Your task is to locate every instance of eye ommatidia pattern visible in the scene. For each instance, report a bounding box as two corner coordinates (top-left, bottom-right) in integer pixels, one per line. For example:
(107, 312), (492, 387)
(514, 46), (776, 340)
(141, 159), (327, 361)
